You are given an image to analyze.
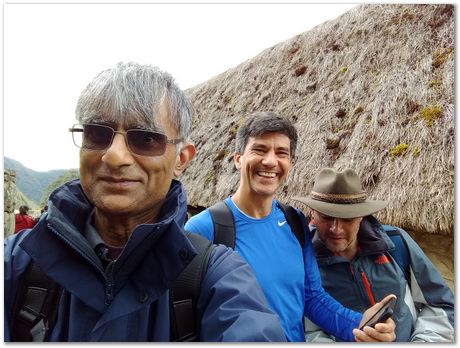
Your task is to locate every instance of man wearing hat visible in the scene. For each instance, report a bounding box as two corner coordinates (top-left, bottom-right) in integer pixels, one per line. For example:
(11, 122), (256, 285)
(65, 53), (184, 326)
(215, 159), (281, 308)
(293, 168), (454, 342)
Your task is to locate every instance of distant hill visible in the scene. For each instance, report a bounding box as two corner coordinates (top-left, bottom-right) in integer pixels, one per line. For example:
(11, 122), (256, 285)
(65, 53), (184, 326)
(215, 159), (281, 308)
(4, 157), (78, 204)
(39, 169), (80, 206)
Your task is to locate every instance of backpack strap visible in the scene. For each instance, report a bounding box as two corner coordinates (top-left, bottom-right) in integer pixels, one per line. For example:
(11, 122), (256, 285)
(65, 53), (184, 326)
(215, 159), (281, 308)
(277, 202), (305, 247)
(10, 262), (61, 342)
(209, 201), (236, 249)
(169, 232), (215, 342)
(210, 200), (305, 248)
(383, 225), (411, 283)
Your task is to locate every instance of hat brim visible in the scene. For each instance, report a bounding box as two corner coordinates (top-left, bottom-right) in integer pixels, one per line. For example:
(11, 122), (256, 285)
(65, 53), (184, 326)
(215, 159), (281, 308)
(292, 196), (388, 219)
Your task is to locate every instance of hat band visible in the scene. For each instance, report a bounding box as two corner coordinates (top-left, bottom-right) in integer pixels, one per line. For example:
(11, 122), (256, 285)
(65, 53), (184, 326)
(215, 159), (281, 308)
(311, 191), (367, 204)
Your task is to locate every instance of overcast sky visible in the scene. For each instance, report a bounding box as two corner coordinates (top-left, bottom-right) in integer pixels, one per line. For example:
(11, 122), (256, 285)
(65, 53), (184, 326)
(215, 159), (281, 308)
(3, 3), (358, 172)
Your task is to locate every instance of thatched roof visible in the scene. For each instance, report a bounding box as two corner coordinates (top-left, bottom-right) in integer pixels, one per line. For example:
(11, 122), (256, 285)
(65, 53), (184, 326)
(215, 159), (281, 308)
(181, 4), (454, 235)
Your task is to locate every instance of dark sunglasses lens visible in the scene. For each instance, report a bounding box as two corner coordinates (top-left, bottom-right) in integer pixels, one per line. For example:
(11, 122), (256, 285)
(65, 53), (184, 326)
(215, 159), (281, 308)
(83, 124), (113, 150)
(127, 130), (167, 156)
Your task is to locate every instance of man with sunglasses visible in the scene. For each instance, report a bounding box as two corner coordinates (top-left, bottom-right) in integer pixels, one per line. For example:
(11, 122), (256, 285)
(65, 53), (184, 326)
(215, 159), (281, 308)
(4, 62), (286, 342)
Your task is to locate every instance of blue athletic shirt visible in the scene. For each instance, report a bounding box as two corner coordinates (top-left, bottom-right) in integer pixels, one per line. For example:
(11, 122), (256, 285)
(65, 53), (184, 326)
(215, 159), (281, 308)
(185, 197), (362, 342)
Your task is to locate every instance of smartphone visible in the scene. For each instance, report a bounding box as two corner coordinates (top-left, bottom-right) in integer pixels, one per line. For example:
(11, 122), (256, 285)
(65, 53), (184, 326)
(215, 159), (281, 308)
(359, 296), (396, 330)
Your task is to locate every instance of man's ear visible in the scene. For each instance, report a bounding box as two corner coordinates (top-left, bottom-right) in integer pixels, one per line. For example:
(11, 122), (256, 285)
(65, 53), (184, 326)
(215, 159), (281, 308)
(174, 143), (196, 177)
(233, 152), (241, 170)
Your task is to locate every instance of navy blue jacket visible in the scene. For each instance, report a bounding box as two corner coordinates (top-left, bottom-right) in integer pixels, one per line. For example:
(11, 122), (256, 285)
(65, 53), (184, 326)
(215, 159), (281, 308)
(4, 179), (286, 342)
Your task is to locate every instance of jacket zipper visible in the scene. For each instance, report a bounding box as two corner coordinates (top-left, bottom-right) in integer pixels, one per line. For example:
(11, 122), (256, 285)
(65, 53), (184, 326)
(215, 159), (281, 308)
(104, 261), (116, 306)
(359, 268), (376, 306)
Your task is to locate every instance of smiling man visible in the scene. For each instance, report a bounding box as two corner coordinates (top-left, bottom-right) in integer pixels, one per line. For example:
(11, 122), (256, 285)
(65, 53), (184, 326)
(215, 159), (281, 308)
(185, 111), (396, 342)
(4, 63), (287, 342)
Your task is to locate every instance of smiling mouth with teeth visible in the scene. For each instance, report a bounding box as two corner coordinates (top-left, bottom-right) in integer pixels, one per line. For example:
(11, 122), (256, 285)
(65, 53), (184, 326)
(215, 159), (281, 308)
(258, 171), (277, 178)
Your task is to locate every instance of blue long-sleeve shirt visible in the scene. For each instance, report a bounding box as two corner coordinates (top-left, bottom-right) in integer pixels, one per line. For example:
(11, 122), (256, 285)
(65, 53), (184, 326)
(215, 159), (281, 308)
(185, 197), (362, 342)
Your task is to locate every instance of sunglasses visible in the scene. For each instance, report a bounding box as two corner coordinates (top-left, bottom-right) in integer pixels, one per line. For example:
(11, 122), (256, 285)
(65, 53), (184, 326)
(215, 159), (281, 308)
(69, 123), (182, 156)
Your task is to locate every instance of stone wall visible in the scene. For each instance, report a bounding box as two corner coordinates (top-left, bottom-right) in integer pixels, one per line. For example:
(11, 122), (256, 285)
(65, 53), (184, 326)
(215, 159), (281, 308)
(4, 169), (16, 238)
(408, 230), (454, 292)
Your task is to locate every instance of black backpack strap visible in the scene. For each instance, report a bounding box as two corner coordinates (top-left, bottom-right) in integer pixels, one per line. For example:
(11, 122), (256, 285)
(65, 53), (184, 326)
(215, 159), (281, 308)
(209, 200), (305, 248)
(278, 202), (305, 247)
(170, 232), (215, 342)
(209, 201), (236, 249)
(10, 262), (61, 342)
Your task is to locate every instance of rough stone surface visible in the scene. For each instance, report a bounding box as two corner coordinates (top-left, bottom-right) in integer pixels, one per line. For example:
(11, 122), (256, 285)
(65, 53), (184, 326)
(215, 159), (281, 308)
(4, 170), (16, 238)
(408, 230), (454, 291)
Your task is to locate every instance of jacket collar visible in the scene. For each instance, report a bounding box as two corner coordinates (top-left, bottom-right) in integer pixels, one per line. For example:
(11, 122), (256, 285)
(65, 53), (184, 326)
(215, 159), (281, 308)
(44, 178), (188, 232)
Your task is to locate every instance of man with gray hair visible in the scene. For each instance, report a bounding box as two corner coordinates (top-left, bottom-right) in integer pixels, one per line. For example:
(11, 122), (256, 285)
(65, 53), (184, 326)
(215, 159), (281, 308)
(4, 62), (286, 342)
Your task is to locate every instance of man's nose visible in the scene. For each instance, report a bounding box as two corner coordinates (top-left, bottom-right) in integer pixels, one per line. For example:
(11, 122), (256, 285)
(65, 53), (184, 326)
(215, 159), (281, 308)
(101, 133), (134, 167)
(262, 150), (277, 166)
(330, 219), (343, 233)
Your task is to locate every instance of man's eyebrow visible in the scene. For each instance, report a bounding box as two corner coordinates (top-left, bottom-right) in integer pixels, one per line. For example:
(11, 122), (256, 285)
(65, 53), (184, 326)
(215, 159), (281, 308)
(130, 124), (153, 130)
(276, 146), (290, 151)
(250, 142), (268, 148)
(250, 141), (289, 148)
(126, 122), (164, 132)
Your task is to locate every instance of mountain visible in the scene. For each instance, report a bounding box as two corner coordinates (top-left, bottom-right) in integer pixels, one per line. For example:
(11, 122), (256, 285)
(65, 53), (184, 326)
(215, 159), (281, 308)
(39, 169), (80, 206)
(4, 157), (77, 204)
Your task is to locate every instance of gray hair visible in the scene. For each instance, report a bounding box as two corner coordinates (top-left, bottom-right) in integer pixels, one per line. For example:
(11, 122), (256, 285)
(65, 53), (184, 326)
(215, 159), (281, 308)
(75, 62), (192, 141)
(235, 111), (298, 158)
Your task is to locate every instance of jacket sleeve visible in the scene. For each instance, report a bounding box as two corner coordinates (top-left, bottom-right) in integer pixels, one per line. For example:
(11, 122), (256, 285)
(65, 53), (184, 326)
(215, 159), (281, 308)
(301, 216), (362, 342)
(304, 318), (336, 342)
(398, 229), (454, 342)
(197, 245), (286, 342)
(4, 230), (34, 342)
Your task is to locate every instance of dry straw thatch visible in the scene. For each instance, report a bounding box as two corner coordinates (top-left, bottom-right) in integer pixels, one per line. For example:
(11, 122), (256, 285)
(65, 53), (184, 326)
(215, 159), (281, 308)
(181, 4), (454, 236)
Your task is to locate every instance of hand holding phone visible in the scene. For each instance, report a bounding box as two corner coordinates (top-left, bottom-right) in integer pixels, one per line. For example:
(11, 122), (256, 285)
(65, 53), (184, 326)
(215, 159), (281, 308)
(359, 295), (396, 330)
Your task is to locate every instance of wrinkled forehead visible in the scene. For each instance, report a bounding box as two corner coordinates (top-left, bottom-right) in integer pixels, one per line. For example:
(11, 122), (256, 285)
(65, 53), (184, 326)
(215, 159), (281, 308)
(246, 131), (292, 147)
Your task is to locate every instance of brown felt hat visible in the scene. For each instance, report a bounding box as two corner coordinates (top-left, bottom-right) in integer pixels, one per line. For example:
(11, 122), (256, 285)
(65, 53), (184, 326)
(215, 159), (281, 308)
(292, 168), (388, 218)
